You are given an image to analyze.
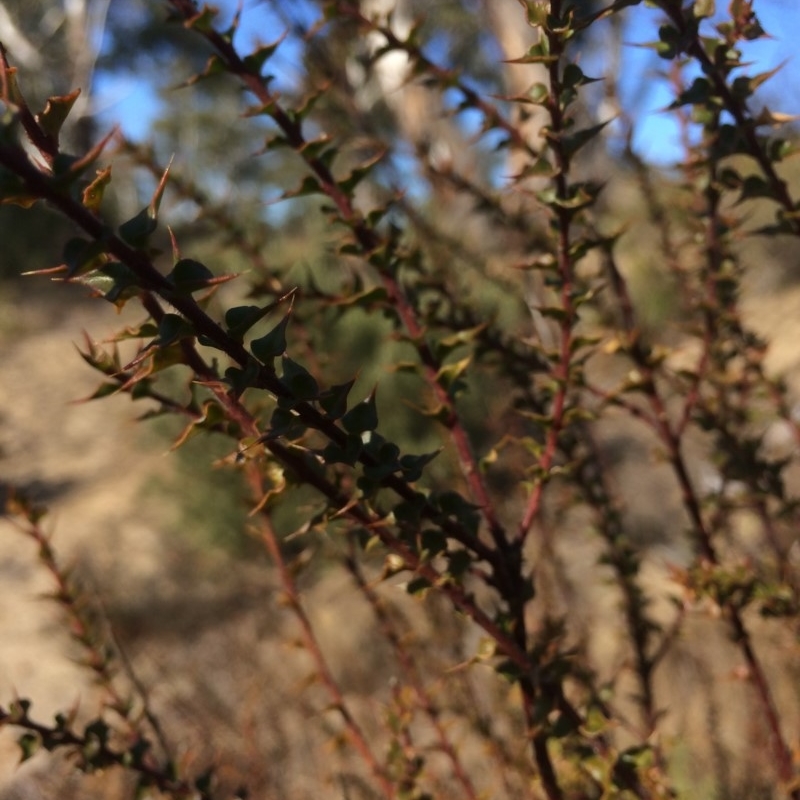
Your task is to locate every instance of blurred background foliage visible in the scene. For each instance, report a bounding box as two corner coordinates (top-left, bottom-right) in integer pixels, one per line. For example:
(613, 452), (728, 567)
(0, 0), (798, 554)
(1, 0), (800, 550)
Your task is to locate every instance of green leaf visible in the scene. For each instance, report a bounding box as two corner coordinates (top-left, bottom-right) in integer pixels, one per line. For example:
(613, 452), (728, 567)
(119, 206), (158, 247)
(393, 494), (427, 525)
(506, 40), (556, 65)
(363, 435), (401, 480)
(321, 434), (362, 466)
(338, 151), (385, 194)
(434, 491), (481, 536)
(155, 313), (194, 346)
(399, 450), (440, 482)
(562, 64), (602, 89)
(436, 356), (471, 397)
(81, 382), (121, 402)
(544, 182), (601, 210)
(342, 388), (378, 434)
(80, 262), (140, 307)
(281, 356), (318, 400)
(766, 137), (796, 161)
(319, 378), (355, 420)
(225, 361), (260, 396)
(62, 237), (108, 277)
(435, 324), (486, 360)
(737, 175), (775, 203)
(120, 159), (171, 246)
(447, 548), (473, 579)
(732, 63), (784, 103)
(225, 304), (273, 341)
(167, 258), (237, 295)
(283, 175), (323, 199)
(525, 83), (550, 104)
(656, 24), (684, 59)
(17, 733), (40, 762)
(251, 313), (291, 362)
(270, 406), (306, 438)
(558, 120), (611, 159)
(420, 528), (447, 559)
(242, 34), (286, 74)
(179, 54), (227, 89)
(185, 5), (217, 33)
(406, 577), (431, 596)
(669, 77), (713, 108)
(84, 718), (110, 746)
(299, 136), (334, 163)
(166, 258), (215, 293)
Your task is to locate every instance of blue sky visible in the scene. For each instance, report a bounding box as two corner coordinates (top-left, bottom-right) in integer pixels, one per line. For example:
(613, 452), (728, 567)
(616, 0), (800, 163)
(93, 0), (800, 167)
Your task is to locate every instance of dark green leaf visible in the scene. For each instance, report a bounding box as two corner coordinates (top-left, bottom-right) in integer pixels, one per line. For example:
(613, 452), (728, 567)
(17, 733), (39, 762)
(270, 405), (306, 438)
(62, 237), (108, 277)
(155, 313), (194, 346)
(669, 77), (713, 108)
(243, 35), (286, 73)
(559, 121), (611, 159)
(399, 450), (440, 482)
(251, 313), (291, 362)
(363, 434), (400, 480)
(185, 5), (217, 33)
(342, 388), (378, 434)
(420, 528), (447, 559)
(81, 262), (140, 306)
(166, 258), (215, 293)
(225, 362), (260, 395)
(338, 151), (385, 194)
(119, 206), (157, 247)
(562, 64), (602, 89)
(281, 356), (318, 400)
(737, 175), (775, 203)
(406, 577), (431, 596)
(321, 434), (362, 466)
(506, 40), (556, 64)
(226, 305), (268, 340)
(447, 548), (473, 579)
(283, 175), (323, 199)
(319, 378), (355, 420)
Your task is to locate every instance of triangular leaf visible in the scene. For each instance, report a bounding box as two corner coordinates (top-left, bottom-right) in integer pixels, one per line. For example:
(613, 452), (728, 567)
(281, 356), (318, 400)
(342, 388), (378, 434)
(82, 166), (112, 213)
(251, 313), (291, 362)
(35, 88), (81, 143)
(243, 33), (287, 74)
(119, 206), (158, 247)
(557, 120), (612, 159)
(155, 313), (194, 347)
(319, 378), (355, 420)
